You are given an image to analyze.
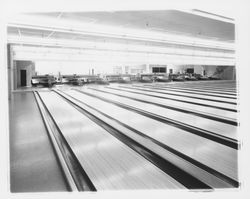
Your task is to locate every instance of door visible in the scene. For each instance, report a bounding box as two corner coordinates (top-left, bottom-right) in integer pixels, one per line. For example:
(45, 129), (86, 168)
(20, 70), (27, 86)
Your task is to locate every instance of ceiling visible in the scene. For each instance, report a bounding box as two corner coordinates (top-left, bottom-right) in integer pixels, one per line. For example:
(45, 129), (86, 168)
(7, 10), (235, 65)
(24, 10), (234, 41)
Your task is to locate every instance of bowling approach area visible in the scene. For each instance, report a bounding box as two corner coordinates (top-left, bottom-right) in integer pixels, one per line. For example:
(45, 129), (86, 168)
(9, 80), (239, 191)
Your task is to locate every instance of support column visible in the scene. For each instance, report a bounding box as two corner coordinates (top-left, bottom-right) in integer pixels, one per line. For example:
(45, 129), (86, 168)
(7, 44), (14, 96)
(145, 63), (150, 73)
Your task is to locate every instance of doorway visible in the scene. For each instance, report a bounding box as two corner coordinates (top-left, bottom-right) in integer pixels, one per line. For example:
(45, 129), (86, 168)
(20, 70), (27, 86)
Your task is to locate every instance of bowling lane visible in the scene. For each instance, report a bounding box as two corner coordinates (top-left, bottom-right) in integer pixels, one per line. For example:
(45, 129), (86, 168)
(171, 79), (236, 85)
(81, 87), (237, 140)
(137, 84), (237, 98)
(168, 80), (236, 87)
(119, 85), (237, 106)
(166, 83), (236, 92)
(63, 89), (238, 181)
(56, 89), (235, 188)
(38, 91), (185, 190)
(97, 86), (237, 121)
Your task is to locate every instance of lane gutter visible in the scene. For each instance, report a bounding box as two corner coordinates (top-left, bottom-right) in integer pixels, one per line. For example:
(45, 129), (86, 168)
(34, 91), (97, 191)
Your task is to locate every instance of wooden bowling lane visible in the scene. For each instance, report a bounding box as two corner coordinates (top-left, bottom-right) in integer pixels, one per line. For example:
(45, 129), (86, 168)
(63, 89), (238, 182)
(119, 85), (237, 105)
(166, 82), (236, 92)
(171, 79), (236, 85)
(97, 86), (237, 122)
(106, 86), (237, 114)
(34, 91), (93, 191)
(38, 91), (186, 190)
(55, 89), (237, 188)
(174, 82), (236, 91)
(135, 84), (237, 97)
(168, 80), (236, 86)
(83, 87), (238, 141)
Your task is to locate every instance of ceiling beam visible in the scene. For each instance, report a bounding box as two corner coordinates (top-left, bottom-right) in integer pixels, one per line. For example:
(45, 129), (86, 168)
(46, 12), (64, 39)
(17, 28), (22, 37)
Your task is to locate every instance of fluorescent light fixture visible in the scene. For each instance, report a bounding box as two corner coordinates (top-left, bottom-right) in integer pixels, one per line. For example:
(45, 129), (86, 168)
(8, 35), (234, 59)
(11, 44), (235, 66)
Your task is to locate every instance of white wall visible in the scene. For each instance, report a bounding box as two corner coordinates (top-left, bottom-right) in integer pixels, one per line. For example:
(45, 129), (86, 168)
(35, 61), (114, 75)
(194, 65), (203, 74)
(168, 65), (202, 74)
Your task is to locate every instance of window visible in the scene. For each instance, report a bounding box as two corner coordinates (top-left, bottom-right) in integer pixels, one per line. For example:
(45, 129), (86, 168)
(152, 67), (166, 73)
(186, 68), (194, 74)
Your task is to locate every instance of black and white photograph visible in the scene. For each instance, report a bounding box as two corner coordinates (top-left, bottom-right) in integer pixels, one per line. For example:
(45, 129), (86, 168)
(0, 0), (250, 198)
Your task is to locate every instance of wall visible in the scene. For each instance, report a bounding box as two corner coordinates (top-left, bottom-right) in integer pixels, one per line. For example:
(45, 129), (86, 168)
(219, 66), (236, 80)
(15, 60), (35, 87)
(203, 65), (217, 76)
(168, 65), (204, 74)
(35, 60), (115, 75)
(127, 64), (147, 74)
(166, 65), (235, 79)
(193, 65), (203, 75)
